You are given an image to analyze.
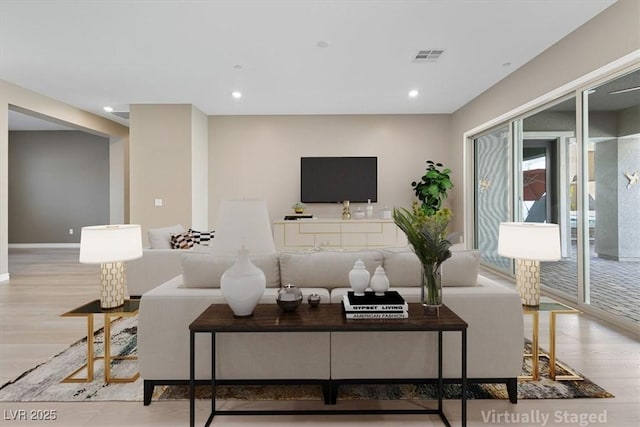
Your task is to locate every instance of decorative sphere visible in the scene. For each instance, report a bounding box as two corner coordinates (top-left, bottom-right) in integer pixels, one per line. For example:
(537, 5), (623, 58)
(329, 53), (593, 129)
(277, 284), (303, 312)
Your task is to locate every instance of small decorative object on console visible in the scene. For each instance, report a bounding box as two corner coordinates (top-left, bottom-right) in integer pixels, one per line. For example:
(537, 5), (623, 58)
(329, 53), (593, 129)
(369, 266), (390, 296)
(366, 199), (374, 218)
(342, 291), (408, 319)
(342, 200), (351, 220)
(348, 259), (370, 296)
(292, 202), (306, 214)
(277, 284), (303, 312)
(307, 293), (321, 307)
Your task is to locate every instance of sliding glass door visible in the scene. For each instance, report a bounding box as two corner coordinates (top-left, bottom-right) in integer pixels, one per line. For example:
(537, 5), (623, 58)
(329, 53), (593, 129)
(474, 126), (511, 272)
(520, 96), (578, 300)
(471, 67), (639, 327)
(583, 69), (640, 323)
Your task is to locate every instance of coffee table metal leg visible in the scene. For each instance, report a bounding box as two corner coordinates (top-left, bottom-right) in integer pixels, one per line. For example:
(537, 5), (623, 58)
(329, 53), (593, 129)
(462, 329), (467, 427)
(438, 331), (443, 415)
(190, 330), (195, 427)
(210, 332), (216, 423)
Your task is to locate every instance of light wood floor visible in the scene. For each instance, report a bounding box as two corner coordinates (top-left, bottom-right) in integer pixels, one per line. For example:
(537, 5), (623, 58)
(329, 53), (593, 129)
(0, 248), (638, 427)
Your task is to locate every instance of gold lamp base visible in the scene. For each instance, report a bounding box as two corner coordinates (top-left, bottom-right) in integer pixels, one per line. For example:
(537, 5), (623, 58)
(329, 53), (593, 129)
(100, 261), (126, 309)
(515, 258), (540, 307)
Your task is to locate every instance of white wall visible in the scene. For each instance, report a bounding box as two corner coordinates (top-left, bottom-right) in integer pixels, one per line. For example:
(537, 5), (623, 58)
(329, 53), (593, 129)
(208, 114), (450, 227)
(129, 104), (194, 244)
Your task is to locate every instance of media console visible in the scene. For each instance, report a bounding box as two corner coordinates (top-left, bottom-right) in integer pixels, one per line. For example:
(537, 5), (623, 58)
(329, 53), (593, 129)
(272, 218), (407, 250)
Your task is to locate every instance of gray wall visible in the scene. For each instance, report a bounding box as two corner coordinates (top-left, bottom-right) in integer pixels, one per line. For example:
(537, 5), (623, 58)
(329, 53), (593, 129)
(8, 130), (110, 243)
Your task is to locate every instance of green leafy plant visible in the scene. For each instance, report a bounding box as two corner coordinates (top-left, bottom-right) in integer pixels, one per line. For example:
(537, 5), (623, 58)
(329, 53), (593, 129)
(393, 202), (452, 306)
(411, 160), (453, 216)
(292, 202), (306, 213)
(393, 202), (452, 267)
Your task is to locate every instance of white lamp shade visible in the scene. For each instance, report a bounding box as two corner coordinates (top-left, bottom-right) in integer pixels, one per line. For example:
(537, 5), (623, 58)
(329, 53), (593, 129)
(79, 224), (143, 264)
(498, 222), (561, 261)
(209, 199), (276, 256)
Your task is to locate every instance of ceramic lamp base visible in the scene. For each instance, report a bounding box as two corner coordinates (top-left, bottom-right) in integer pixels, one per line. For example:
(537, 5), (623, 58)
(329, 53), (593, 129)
(220, 250), (266, 317)
(100, 261), (126, 309)
(515, 258), (540, 306)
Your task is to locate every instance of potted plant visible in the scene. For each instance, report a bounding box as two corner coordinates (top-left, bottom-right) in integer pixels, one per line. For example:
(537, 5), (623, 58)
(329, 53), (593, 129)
(292, 202), (306, 214)
(411, 160), (453, 216)
(393, 202), (452, 308)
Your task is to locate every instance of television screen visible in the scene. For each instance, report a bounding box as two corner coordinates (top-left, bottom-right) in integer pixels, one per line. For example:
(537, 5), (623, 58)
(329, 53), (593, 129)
(300, 157), (377, 203)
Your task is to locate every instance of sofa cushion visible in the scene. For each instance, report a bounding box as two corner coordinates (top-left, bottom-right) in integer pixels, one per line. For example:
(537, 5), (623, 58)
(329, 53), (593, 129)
(148, 224), (185, 249)
(382, 247), (480, 287)
(170, 232), (195, 249)
(188, 228), (215, 246)
(381, 248), (421, 287)
(279, 251), (382, 289)
(181, 252), (280, 288)
(441, 249), (480, 287)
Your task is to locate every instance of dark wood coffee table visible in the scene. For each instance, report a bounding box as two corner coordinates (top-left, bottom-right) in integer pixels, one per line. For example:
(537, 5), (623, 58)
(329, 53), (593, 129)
(189, 303), (467, 427)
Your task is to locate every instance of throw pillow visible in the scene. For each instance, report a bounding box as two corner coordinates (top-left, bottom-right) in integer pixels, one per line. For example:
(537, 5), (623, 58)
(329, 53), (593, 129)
(279, 251), (382, 289)
(381, 249), (421, 287)
(188, 228), (215, 246)
(148, 224), (185, 249)
(441, 249), (480, 287)
(181, 252), (280, 288)
(170, 232), (195, 250)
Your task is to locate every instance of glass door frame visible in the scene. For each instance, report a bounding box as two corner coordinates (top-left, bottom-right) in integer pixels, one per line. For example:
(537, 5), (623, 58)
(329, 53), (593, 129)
(463, 60), (640, 333)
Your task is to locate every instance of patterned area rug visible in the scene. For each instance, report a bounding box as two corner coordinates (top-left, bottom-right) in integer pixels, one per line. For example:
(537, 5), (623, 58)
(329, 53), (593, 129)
(0, 317), (613, 402)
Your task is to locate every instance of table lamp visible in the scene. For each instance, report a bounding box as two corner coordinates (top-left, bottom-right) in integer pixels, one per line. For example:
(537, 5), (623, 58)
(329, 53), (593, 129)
(498, 222), (561, 306)
(79, 224), (143, 309)
(209, 199), (276, 317)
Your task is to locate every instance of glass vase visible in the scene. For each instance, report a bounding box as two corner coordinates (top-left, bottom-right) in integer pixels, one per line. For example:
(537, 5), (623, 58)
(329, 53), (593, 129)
(421, 263), (443, 309)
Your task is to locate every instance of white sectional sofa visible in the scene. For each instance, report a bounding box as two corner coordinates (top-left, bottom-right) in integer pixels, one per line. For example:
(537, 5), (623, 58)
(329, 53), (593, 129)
(136, 246), (524, 405)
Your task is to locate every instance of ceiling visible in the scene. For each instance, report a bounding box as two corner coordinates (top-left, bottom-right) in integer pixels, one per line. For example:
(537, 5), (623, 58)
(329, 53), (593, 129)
(0, 0), (618, 129)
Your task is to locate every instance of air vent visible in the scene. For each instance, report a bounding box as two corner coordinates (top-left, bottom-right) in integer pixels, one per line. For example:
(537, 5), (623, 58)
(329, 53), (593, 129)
(413, 49), (444, 63)
(110, 111), (130, 120)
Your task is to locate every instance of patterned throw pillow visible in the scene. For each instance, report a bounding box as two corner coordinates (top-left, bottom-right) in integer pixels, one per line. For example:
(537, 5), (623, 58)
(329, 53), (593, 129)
(170, 232), (195, 249)
(188, 229), (215, 246)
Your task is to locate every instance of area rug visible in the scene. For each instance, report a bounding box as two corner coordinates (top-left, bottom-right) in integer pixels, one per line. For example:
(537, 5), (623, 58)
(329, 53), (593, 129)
(0, 316), (613, 402)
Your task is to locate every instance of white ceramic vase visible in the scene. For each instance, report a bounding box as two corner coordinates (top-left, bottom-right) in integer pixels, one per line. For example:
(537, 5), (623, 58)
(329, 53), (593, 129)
(369, 265), (390, 296)
(220, 249), (266, 317)
(349, 259), (370, 296)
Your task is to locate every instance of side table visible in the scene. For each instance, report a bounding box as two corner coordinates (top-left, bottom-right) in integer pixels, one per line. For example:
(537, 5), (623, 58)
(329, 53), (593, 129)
(521, 297), (582, 381)
(61, 299), (140, 383)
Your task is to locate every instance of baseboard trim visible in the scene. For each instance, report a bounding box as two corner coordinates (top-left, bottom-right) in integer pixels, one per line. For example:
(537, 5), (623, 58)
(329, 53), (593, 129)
(9, 243), (80, 249)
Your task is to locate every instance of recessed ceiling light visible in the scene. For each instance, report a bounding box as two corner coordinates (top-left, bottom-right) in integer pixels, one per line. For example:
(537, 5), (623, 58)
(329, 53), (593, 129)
(316, 41), (329, 48)
(103, 106), (114, 112)
(502, 62), (512, 68)
(408, 90), (419, 98)
(231, 91), (242, 99)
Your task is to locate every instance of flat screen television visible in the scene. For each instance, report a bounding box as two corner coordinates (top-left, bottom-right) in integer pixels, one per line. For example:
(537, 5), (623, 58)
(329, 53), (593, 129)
(300, 157), (377, 203)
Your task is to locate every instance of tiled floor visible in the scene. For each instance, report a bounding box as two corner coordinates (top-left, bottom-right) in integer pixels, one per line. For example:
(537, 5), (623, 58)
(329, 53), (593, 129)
(540, 242), (640, 323)
(0, 248), (638, 426)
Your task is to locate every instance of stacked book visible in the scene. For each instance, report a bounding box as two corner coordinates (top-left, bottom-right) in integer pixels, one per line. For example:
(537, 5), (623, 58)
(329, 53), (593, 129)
(342, 291), (408, 319)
